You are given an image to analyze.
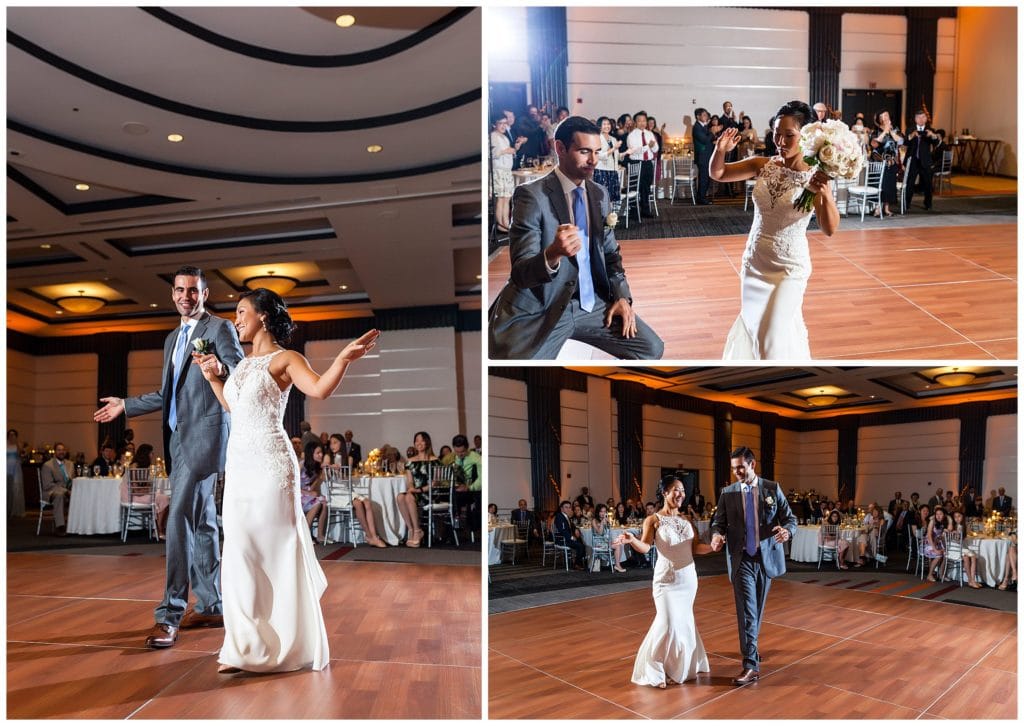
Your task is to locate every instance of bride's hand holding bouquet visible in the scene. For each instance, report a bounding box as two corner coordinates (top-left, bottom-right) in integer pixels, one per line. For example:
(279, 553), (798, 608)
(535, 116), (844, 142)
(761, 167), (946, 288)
(794, 120), (863, 212)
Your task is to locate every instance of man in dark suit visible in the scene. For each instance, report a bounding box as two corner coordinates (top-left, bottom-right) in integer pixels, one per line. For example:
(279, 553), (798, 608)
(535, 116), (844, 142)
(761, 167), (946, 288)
(95, 265), (244, 649)
(90, 442), (117, 477)
(711, 446), (797, 686)
(993, 487), (1013, 516)
(488, 116), (664, 360)
(904, 109), (941, 211)
(343, 430), (362, 469)
(887, 491), (905, 516)
(553, 499), (586, 569)
(692, 108), (714, 204)
(511, 498), (540, 544)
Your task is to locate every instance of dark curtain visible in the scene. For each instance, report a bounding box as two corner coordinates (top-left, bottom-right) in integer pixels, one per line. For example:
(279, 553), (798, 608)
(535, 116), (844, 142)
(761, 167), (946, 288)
(95, 333), (129, 450)
(613, 381), (644, 504)
(713, 403), (734, 501)
(905, 13), (939, 126)
(837, 417), (859, 504)
(526, 369), (563, 513)
(527, 7), (568, 111)
(760, 412), (779, 481)
(958, 403), (988, 495)
(808, 10), (842, 111)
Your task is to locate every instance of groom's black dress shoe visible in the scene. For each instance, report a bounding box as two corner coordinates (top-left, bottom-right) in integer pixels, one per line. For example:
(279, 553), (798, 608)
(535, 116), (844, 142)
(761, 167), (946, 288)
(144, 623), (178, 649)
(732, 668), (759, 685)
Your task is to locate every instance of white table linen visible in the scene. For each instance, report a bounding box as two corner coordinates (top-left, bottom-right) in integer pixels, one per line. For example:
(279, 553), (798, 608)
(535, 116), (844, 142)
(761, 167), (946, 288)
(789, 525), (860, 563)
(966, 536), (1013, 587)
(67, 475), (173, 535)
(488, 523), (516, 565)
(324, 475), (407, 546)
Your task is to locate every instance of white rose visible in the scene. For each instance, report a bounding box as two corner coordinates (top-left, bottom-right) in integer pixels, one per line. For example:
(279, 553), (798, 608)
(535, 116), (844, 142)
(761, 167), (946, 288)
(605, 212), (619, 229)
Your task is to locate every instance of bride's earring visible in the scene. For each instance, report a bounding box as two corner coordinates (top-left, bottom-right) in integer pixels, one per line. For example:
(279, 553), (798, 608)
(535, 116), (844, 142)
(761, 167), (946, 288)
(261, 317), (268, 331)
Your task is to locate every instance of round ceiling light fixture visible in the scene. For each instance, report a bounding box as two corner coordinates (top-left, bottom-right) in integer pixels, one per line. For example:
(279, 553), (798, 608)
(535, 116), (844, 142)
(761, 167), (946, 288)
(366, 144), (383, 153)
(335, 14), (356, 27)
(56, 290), (106, 314)
(75, 183), (90, 191)
(167, 133), (184, 143)
(934, 368), (977, 387)
(806, 390), (838, 407)
(244, 271), (298, 296)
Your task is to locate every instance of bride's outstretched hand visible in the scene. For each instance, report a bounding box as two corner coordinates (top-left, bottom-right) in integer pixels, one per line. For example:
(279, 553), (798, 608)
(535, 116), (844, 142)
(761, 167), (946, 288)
(715, 127), (740, 153)
(340, 329), (380, 362)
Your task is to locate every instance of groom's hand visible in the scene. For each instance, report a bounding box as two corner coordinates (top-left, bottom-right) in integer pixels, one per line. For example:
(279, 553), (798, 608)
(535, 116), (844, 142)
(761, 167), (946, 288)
(772, 526), (790, 543)
(93, 397), (124, 423)
(545, 224), (582, 268)
(605, 298), (637, 338)
(710, 533), (725, 551)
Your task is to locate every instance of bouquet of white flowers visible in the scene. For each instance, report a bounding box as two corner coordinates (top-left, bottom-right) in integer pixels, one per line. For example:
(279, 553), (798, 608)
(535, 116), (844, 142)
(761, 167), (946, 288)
(793, 120), (864, 212)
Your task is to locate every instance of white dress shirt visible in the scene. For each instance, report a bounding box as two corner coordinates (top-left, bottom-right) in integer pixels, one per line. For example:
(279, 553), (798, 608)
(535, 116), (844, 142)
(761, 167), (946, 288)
(626, 128), (658, 161)
(544, 166), (589, 274)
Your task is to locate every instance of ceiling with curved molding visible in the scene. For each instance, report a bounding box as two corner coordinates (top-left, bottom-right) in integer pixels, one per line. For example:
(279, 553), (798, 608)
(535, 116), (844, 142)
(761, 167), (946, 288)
(6, 6), (482, 336)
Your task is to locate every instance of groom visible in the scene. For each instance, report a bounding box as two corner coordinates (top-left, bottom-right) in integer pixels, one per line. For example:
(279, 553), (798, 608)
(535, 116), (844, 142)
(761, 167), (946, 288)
(488, 115), (663, 360)
(94, 265), (244, 648)
(710, 446), (797, 685)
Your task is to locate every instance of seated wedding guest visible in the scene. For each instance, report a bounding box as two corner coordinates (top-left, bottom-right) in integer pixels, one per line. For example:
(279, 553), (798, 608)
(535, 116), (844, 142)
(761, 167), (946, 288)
(290, 436), (304, 460)
(39, 441), (73, 535)
(511, 498), (540, 542)
(997, 529), (1017, 590)
(571, 501), (587, 528)
(406, 446), (417, 460)
(347, 472), (387, 549)
(614, 501), (628, 524)
(892, 500), (912, 549)
(924, 506), (949, 582)
(323, 433), (345, 468)
(595, 116), (622, 205)
(90, 442), (117, 476)
(487, 502), (499, 525)
(450, 434), (482, 536)
(605, 497), (616, 510)
(972, 495), (987, 517)
(855, 504), (885, 565)
(491, 114), (524, 232)
(913, 504), (931, 538)
(993, 487), (1013, 515)
(300, 442), (328, 541)
(949, 510), (983, 588)
(593, 503), (627, 573)
(819, 509), (850, 569)
(130, 444), (170, 540)
(118, 441), (136, 464)
(487, 115), (664, 360)
(555, 106), (570, 123)
(625, 498), (642, 520)
(438, 444), (453, 461)
(645, 501), (657, 517)
(395, 431), (438, 547)
(554, 500), (587, 570)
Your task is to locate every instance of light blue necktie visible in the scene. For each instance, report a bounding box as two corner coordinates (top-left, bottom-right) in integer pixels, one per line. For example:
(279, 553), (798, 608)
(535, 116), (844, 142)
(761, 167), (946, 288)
(744, 485), (758, 556)
(572, 186), (596, 312)
(57, 460), (69, 484)
(167, 323), (191, 431)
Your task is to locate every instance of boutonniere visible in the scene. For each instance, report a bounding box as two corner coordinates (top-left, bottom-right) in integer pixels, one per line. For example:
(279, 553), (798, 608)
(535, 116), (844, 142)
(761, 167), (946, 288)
(765, 495), (775, 507)
(604, 212), (618, 230)
(191, 338), (212, 355)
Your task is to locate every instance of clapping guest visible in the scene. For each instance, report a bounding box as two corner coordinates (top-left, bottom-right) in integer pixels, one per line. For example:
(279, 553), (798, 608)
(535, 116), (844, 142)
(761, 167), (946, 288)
(625, 110), (658, 215)
(924, 506), (949, 582)
(819, 509), (850, 569)
(594, 116), (622, 205)
(869, 110), (903, 217)
(395, 431), (438, 547)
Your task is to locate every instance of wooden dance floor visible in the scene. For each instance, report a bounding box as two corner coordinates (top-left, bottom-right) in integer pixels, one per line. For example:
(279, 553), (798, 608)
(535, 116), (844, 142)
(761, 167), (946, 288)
(489, 576), (1017, 719)
(6, 552), (480, 719)
(488, 223), (1016, 359)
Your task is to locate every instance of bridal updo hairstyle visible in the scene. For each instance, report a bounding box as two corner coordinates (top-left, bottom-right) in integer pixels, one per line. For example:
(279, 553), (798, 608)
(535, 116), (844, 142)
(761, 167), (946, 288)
(657, 474), (683, 505)
(239, 288), (296, 345)
(773, 100), (815, 129)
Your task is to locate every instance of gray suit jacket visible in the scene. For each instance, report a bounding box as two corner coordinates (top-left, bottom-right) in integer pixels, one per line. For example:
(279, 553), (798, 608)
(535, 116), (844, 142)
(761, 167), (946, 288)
(123, 312), (244, 480)
(488, 172), (631, 359)
(711, 477), (797, 581)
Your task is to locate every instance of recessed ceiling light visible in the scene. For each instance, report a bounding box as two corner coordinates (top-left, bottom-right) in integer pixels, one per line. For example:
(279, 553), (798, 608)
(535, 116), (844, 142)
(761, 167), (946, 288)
(149, 303), (158, 308)
(476, 274), (482, 280)
(75, 183), (90, 191)
(227, 294), (235, 299)
(122, 122), (149, 135)
(55, 310), (63, 315)
(339, 285), (348, 290)
(335, 14), (355, 27)
(167, 133), (184, 143)
(40, 244), (52, 249)
(366, 144), (383, 153)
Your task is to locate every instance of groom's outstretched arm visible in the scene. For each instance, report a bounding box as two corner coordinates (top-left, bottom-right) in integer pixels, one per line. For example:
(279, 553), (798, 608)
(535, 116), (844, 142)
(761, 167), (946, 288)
(508, 184), (556, 290)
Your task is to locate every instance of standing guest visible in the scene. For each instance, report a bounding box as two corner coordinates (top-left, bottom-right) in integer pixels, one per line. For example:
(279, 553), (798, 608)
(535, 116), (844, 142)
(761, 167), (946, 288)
(972, 495), (986, 517)
(343, 430), (362, 469)
(909, 492), (921, 511)
(993, 487), (1013, 515)
(869, 110), (903, 218)
(319, 432), (330, 448)
(491, 114), (524, 232)
(887, 491), (905, 515)
(299, 421), (319, 450)
(735, 116), (758, 159)
(7, 429), (26, 518)
(762, 117), (777, 157)
(904, 109), (940, 212)
(647, 115), (666, 189)
(39, 442), (73, 535)
(594, 116), (622, 205)
(892, 501), (912, 550)
(924, 506), (949, 582)
(720, 101), (740, 130)
(812, 102), (829, 122)
(928, 488), (944, 508)
(963, 487), (978, 517)
(692, 108), (714, 205)
(474, 435), (483, 454)
(625, 111), (658, 215)
(576, 486), (594, 510)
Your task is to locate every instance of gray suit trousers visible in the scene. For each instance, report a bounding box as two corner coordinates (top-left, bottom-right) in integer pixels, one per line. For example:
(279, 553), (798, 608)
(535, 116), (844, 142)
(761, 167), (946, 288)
(733, 551), (771, 671)
(532, 298), (664, 360)
(155, 428), (222, 625)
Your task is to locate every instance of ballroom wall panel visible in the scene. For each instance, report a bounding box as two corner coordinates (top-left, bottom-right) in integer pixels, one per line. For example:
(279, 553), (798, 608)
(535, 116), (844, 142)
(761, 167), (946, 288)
(856, 419), (960, 505)
(983, 414), (1017, 499)
(953, 6), (1017, 175)
(732, 420), (761, 467)
(125, 349), (165, 459)
(560, 388), (590, 503)
(306, 328), (469, 458)
(457, 331), (482, 441)
(776, 427), (839, 494)
(642, 404), (715, 504)
(488, 375), (530, 510)
(565, 7), (809, 141)
(485, 5), (531, 86)
(11, 353), (99, 457)
(839, 13), (908, 119)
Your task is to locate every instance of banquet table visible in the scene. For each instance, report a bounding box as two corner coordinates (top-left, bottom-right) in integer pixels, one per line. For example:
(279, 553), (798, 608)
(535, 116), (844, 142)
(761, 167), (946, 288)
(965, 535), (1013, 587)
(580, 525), (641, 566)
(511, 167), (551, 186)
(67, 475), (171, 535)
(488, 522), (516, 565)
(324, 475), (407, 546)
(789, 525), (861, 564)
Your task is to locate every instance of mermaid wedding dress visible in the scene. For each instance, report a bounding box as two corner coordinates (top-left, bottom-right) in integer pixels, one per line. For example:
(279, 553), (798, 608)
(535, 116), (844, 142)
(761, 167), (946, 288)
(631, 515), (709, 686)
(723, 159), (815, 360)
(219, 350), (329, 672)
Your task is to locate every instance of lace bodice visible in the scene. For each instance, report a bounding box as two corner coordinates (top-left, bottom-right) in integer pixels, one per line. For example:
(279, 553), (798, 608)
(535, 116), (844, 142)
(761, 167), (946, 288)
(224, 350), (295, 491)
(652, 514), (696, 583)
(742, 159), (815, 277)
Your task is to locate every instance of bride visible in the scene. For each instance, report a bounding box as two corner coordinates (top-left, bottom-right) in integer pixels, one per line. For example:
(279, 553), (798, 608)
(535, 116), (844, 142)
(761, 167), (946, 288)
(712, 100), (840, 359)
(615, 476), (714, 688)
(196, 288), (378, 673)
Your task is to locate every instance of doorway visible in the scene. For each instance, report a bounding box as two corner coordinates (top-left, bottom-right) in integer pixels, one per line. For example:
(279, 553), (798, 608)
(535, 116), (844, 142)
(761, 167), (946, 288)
(842, 89), (904, 127)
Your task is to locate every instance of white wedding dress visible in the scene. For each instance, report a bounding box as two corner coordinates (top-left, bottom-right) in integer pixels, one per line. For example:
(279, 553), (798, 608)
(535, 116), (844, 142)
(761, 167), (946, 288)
(219, 350), (330, 672)
(723, 159), (815, 360)
(631, 515), (709, 686)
